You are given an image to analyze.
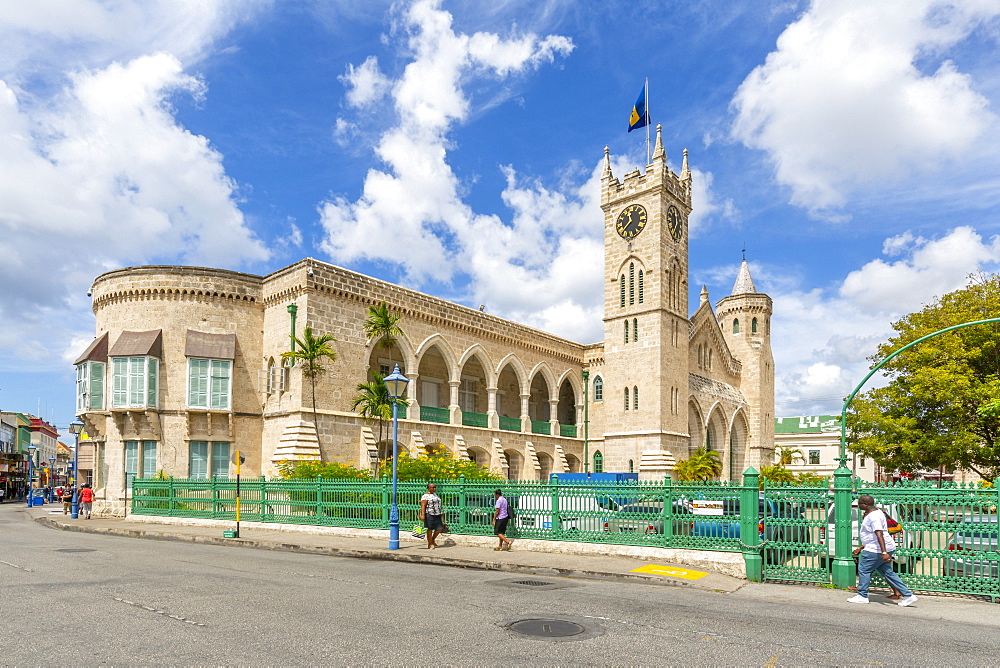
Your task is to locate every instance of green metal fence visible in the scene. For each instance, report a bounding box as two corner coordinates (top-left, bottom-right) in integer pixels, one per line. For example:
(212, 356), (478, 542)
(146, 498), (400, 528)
(130, 472), (998, 601)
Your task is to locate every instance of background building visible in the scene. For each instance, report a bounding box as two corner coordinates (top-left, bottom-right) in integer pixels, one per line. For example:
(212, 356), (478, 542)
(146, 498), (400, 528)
(75, 132), (776, 515)
(773, 415), (876, 483)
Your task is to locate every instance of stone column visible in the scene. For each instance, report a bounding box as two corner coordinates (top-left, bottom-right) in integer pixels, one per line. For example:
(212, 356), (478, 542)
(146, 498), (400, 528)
(487, 386), (498, 429)
(448, 380), (461, 424)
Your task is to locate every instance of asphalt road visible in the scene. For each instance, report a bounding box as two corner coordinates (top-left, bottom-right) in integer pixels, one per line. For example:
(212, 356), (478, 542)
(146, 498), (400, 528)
(1, 504), (997, 666)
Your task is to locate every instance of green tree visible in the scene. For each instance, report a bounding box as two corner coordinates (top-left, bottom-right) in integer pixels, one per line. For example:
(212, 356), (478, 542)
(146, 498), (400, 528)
(352, 373), (409, 476)
(282, 326), (338, 448)
(849, 273), (1000, 481)
(364, 301), (404, 364)
(775, 446), (805, 466)
(758, 465), (797, 486)
(389, 452), (503, 481)
(277, 459), (372, 480)
(674, 447), (723, 481)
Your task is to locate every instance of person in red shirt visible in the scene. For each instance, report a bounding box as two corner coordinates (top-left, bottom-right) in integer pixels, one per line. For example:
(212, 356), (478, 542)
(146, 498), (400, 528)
(79, 484), (94, 519)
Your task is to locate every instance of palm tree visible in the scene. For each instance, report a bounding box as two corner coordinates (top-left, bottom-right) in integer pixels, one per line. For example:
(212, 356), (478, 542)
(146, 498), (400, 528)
(281, 326), (338, 447)
(364, 301), (403, 365)
(674, 447), (723, 481)
(351, 373), (409, 476)
(775, 446), (805, 466)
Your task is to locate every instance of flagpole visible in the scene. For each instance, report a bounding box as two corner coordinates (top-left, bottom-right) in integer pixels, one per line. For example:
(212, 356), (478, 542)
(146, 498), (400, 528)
(645, 77), (650, 165)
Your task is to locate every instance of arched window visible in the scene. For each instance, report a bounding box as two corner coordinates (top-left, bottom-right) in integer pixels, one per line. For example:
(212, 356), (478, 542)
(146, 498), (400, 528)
(624, 387), (630, 411)
(628, 459), (634, 473)
(620, 275), (625, 307)
(706, 430), (713, 451)
(752, 317), (758, 333)
(633, 318), (638, 342)
(624, 321), (629, 344)
(629, 263), (635, 305)
(733, 318), (739, 334)
(708, 349), (713, 369)
(633, 385), (639, 410)
(638, 270), (644, 303)
(593, 450), (604, 473)
(593, 376), (603, 402)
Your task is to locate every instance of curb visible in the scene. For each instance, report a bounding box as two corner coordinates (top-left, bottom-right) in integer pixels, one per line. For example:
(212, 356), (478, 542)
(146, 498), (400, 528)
(35, 516), (715, 590)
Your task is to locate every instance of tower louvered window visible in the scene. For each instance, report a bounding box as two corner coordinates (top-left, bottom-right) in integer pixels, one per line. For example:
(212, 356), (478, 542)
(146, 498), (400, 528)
(620, 275), (625, 307)
(624, 321), (629, 344)
(624, 387), (630, 411)
(633, 318), (638, 341)
(752, 317), (758, 333)
(629, 263), (635, 305)
(638, 270), (644, 303)
(633, 386), (639, 410)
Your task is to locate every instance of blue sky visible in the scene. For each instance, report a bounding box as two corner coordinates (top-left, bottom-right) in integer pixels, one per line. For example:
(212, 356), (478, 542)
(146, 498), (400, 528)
(2, 0), (1000, 437)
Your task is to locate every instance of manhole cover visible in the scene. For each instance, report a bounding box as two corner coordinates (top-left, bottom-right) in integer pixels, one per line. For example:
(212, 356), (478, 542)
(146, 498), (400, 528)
(512, 580), (552, 587)
(510, 619), (585, 638)
(55, 548), (96, 553)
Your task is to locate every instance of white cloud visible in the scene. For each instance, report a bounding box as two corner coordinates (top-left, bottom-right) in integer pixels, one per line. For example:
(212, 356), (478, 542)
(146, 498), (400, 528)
(320, 0), (592, 336)
(771, 225), (1000, 414)
(341, 56), (390, 108)
(0, 4), (270, 371)
(840, 226), (1000, 312)
(731, 0), (999, 213)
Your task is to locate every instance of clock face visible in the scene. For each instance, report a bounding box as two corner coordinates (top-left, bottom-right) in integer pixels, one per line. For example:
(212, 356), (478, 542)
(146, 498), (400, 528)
(616, 204), (647, 240)
(666, 205), (683, 241)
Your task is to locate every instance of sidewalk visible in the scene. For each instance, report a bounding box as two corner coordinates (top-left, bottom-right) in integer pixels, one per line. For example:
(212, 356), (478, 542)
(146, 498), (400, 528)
(20, 503), (1000, 621)
(24, 503), (744, 592)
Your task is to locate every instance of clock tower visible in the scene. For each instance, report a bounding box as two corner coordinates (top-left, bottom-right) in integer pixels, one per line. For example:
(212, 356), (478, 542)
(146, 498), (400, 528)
(597, 125), (693, 475)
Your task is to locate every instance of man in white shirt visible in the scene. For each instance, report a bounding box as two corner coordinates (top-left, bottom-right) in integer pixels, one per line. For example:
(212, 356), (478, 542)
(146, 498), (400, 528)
(847, 494), (917, 606)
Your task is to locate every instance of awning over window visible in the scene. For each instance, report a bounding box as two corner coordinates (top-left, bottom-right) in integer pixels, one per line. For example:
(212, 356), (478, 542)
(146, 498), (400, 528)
(108, 330), (163, 358)
(73, 332), (110, 365)
(184, 330), (236, 359)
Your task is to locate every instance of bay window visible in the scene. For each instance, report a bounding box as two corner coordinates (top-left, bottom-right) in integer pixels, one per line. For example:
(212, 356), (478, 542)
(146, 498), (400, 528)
(111, 357), (158, 409)
(76, 361), (106, 412)
(188, 359), (232, 410)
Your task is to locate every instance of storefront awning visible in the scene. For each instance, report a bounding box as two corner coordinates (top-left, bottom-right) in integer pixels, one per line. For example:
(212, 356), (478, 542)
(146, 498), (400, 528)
(74, 331), (110, 365)
(108, 330), (163, 358)
(184, 330), (236, 359)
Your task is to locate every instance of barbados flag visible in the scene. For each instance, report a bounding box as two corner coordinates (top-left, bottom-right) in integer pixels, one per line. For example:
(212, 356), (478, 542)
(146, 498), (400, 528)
(628, 85), (648, 133)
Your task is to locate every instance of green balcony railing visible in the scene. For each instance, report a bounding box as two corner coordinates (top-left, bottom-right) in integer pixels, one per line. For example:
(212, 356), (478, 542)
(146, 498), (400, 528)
(420, 406), (450, 424)
(461, 411), (489, 428)
(560, 424), (577, 438)
(499, 416), (521, 432)
(530, 420), (551, 435)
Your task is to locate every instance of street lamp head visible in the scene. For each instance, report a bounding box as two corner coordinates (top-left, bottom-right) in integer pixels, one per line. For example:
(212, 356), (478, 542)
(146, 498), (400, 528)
(383, 364), (409, 399)
(27, 444), (36, 452)
(69, 420), (85, 435)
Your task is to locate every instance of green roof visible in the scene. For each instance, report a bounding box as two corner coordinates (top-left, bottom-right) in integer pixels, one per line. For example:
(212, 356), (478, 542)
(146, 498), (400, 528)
(775, 415), (841, 434)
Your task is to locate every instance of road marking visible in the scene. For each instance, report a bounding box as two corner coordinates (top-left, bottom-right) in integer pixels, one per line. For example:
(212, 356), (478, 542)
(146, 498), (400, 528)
(0, 560), (33, 572)
(114, 597), (206, 626)
(631, 564), (708, 580)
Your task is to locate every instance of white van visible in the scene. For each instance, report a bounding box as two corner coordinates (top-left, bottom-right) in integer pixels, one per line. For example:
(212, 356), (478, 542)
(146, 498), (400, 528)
(513, 493), (621, 533)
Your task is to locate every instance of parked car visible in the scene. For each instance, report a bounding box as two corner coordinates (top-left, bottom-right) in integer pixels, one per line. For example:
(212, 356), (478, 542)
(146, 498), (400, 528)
(942, 514), (999, 579)
(818, 500), (925, 572)
(513, 493), (620, 532)
(689, 495), (809, 546)
(604, 499), (692, 536)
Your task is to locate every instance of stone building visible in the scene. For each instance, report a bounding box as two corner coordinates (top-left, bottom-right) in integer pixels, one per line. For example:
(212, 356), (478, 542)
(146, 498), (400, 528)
(74, 126), (775, 515)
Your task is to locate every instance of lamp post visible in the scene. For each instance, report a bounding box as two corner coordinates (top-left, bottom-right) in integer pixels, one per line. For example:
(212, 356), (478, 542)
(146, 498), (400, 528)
(25, 444), (37, 507)
(69, 420), (84, 519)
(384, 364), (409, 550)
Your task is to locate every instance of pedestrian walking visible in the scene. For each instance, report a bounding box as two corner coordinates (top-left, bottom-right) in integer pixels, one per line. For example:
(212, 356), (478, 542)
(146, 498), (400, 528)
(78, 483), (94, 519)
(492, 489), (513, 551)
(419, 483), (444, 549)
(847, 494), (917, 606)
(63, 486), (74, 515)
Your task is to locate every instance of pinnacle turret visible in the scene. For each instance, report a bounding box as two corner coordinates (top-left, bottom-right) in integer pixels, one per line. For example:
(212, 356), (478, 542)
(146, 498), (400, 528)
(652, 124), (665, 163)
(732, 259), (757, 295)
(680, 148), (690, 182)
(603, 145), (611, 177)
